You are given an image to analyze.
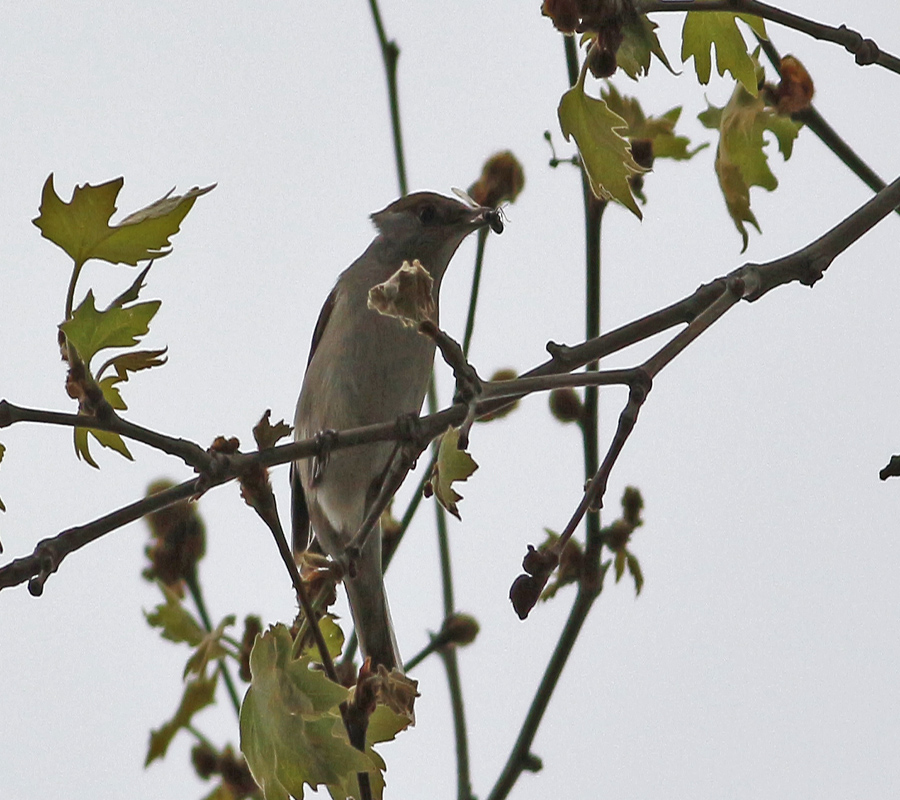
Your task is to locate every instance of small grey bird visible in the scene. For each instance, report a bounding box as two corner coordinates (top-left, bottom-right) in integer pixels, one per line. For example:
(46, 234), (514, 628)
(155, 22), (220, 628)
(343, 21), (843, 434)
(292, 191), (501, 670)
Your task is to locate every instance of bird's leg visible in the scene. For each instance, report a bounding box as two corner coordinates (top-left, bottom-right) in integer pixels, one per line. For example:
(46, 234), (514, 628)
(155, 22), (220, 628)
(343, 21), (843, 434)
(310, 428), (338, 487)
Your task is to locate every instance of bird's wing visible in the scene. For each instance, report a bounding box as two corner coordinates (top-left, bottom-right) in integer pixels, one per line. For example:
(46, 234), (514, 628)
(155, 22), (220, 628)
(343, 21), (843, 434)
(306, 285), (338, 367)
(290, 461), (312, 554)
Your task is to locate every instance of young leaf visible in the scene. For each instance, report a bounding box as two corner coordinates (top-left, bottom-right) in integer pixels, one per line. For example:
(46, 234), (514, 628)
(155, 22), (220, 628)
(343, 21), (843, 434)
(98, 375), (128, 410)
(699, 79), (802, 250)
(298, 615), (346, 662)
(601, 84), (708, 162)
(681, 12), (767, 95)
(252, 409), (293, 450)
(109, 262), (153, 308)
(145, 582), (206, 646)
(184, 614), (237, 678)
(626, 550), (644, 595)
(617, 15), (675, 79)
(59, 289), (160, 368)
(33, 175), (214, 267)
(428, 427), (479, 520)
(145, 673), (218, 766)
(96, 348), (169, 382)
(239, 624), (378, 800)
(74, 425), (133, 469)
(558, 72), (645, 217)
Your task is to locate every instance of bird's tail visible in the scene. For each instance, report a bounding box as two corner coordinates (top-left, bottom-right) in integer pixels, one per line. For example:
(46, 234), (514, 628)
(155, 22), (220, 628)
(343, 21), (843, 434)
(344, 534), (402, 672)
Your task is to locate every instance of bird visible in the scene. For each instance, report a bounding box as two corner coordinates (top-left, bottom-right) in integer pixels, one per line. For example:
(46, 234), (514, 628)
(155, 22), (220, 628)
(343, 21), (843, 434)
(292, 191), (502, 671)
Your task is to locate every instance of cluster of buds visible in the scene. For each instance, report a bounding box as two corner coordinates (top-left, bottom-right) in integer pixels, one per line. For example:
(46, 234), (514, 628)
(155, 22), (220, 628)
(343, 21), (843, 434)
(468, 151), (525, 208)
(142, 479), (206, 593)
(543, 0), (637, 78)
(191, 743), (258, 799)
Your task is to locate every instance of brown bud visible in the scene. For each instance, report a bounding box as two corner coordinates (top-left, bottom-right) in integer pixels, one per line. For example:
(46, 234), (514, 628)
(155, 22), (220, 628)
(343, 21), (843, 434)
(479, 368), (520, 422)
(239, 615), (263, 683)
(219, 746), (258, 798)
(541, 0), (579, 33)
(468, 151), (525, 208)
(190, 743), (219, 779)
(549, 387), (583, 423)
(774, 55), (814, 114)
(629, 138), (654, 170)
(210, 436), (240, 454)
(621, 485), (644, 527)
(522, 543), (559, 576)
(509, 573), (545, 620)
(440, 612), (480, 647)
(587, 42), (618, 79)
(143, 479), (206, 591)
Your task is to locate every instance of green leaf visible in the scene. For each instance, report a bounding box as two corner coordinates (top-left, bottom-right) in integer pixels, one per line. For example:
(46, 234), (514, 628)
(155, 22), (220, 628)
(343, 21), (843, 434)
(145, 672), (217, 766)
(109, 262), (153, 308)
(96, 347), (168, 383)
(98, 375), (128, 411)
(682, 12), (767, 95)
(601, 84), (708, 162)
(626, 550), (644, 595)
(699, 79), (802, 250)
(33, 174), (214, 267)
(185, 614), (237, 678)
(60, 289), (160, 368)
(299, 615), (346, 662)
(429, 427), (479, 520)
(74, 425), (133, 469)
(614, 548), (626, 583)
(145, 582), (206, 646)
(617, 15), (675, 79)
(240, 624), (380, 800)
(558, 74), (645, 217)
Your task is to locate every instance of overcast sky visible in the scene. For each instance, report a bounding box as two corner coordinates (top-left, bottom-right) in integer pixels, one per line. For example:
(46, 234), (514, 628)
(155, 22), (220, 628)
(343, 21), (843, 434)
(2, 2), (900, 799)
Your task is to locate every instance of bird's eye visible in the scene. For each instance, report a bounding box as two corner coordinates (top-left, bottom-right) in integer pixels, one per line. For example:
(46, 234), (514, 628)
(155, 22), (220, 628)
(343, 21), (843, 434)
(418, 203), (437, 225)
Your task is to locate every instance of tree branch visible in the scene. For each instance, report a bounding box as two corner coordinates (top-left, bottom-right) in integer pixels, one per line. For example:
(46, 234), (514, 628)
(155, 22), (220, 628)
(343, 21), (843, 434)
(639, 0), (900, 74)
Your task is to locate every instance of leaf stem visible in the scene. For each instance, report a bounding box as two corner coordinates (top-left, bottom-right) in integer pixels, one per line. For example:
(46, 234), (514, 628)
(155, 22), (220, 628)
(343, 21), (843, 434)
(462, 228), (489, 357)
(185, 570), (241, 716)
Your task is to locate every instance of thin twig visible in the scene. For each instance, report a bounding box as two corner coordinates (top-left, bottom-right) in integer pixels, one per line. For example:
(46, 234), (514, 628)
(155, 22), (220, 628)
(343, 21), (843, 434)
(486, 529), (604, 800)
(462, 228), (489, 356)
(367, 0), (407, 197)
(0, 400), (213, 470)
(184, 571), (242, 716)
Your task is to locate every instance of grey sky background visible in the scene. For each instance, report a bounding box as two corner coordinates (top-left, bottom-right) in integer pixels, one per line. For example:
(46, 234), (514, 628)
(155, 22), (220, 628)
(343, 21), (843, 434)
(2, 2), (900, 798)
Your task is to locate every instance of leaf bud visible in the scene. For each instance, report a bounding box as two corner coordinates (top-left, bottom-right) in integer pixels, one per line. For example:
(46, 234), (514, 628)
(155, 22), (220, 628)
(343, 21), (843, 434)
(468, 151), (525, 208)
(541, 0), (579, 34)
(143, 479), (206, 592)
(549, 387), (583, 423)
(440, 612), (480, 647)
(774, 55), (814, 114)
(239, 615), (263, 683)
(479, 368), (520, 422)
(190, 743), (219, 779)
(621, 485), (644, 526)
